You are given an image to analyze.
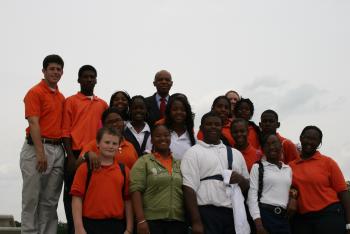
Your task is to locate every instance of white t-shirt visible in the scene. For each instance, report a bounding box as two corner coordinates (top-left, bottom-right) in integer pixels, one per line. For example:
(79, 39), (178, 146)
(181, 140), (249, 208)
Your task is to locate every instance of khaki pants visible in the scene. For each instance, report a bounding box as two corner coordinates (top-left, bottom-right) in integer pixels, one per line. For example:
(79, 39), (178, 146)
(20, 141), (64, 234)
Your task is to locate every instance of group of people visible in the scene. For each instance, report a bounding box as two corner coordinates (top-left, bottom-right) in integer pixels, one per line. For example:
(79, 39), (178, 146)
(20, 54), (350, 234)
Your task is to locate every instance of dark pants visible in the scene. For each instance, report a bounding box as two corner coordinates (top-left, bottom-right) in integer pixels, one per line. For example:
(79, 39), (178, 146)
(147, 220), (187, 234)
(292, 203), (346, 234)
(198, 205), (235, 234)
(63, 150), (81, 234)
(260, 206), (291, 234)
(83, 217), (125, 234)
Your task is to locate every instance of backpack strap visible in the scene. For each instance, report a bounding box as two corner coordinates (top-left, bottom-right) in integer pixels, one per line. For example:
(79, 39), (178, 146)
(118, 163), (126, 198)
(226, 145), (233, 170)
(140, 132), (150, 156)
(257, 160), (264, 202)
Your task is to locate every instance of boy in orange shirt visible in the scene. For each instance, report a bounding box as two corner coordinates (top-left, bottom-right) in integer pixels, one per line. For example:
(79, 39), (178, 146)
(259, 109), (299, 164)
(71, 127), (133, 234)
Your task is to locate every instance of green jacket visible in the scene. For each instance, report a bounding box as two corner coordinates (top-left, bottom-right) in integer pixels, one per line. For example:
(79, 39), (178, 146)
(130, 153), (184, 221)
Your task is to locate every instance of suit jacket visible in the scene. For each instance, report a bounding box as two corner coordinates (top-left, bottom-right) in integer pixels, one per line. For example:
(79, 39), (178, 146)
(145, 93), (168, 129)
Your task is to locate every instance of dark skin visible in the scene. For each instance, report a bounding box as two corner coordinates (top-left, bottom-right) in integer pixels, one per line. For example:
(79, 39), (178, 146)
(130, 98), (147, 133)
(231, 121), (249, 151)
(212, 98), (230, 125)
(299, 129), (350, 233)
(259, 112), (280, 136)
(63, 70), (97, 176)
(184, 116), (249, 234)
(132, 126), (171, 234)
(153, 70), (173, 98)
(169, 100), (187, 136)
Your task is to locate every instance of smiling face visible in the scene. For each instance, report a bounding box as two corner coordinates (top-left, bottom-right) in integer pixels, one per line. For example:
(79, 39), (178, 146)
(170, 100), (187, 124)
(130, 98), (147, 122)
(300, 128), (321, 158)
(42, 63), (63, 88)
(153, 71), (173, 97)
(226, 91), (240, 111)
(236, 102), (252, 120)
(111, 92), (129, 113)
(103, 112), (124, 132)
(212, 98), (230, 123)
(263, 134), (282, 162)
(97, 133), (120, 158)
(231, 120), (248, 148)
(151, 125), (171, 153)
(201, 115), (222, 145)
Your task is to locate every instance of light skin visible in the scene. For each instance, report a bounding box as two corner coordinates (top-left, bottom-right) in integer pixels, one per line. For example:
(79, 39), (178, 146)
(132, 126), (171, 234)
(226, 91), (240, 112)
(30, 62), (63, 173)
(153, 70), (173, 97)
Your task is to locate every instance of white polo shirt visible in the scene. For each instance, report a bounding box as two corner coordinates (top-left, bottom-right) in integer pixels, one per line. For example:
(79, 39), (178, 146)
(125, 121), (152, 153)
(247, 159), (292, 220)
(181, 140), (249, 208)
(170, 130), (193, 160)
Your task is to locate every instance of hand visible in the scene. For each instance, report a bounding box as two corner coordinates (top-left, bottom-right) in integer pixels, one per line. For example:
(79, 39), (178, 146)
(286, 197), (298, 217)
(88, 152), (101, 171)
(191, 221), (204, 234)
(124, 229), (132, 234)
(229, 171), (243, 184)
(75, 226), (87, 234)
(36, 151), (47, 173)
(256, 225), (269, 234)
(137, 221), (150, 234)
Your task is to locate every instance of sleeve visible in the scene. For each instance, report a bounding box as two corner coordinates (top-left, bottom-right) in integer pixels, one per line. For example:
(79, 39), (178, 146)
(328, 157), (347, 193)
(283, 140), (299, 163)
(130, 157), (147, 193)
(70, 163), (88, 197)
(24, 89), (41, 118)
(247, 164), (261, 220)
(61, 98), (73, 138)
(123, 166), (131, 200)
(181, 149), (201, 191)
(196, 130), (204, 141)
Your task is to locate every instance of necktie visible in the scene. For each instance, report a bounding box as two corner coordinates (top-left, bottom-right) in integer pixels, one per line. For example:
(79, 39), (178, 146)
(160, 97), (166, 118)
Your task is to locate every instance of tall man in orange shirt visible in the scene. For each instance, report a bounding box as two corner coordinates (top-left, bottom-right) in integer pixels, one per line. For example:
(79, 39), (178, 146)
(20, 54), (65, 234)
(62, 65), (108, 234)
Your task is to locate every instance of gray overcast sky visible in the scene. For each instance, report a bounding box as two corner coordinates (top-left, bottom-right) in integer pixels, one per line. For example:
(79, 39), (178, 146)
(1, 0), (349, 222)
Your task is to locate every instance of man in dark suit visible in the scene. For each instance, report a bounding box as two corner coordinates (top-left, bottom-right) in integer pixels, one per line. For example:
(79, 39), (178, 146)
(145, 70), (173, 128)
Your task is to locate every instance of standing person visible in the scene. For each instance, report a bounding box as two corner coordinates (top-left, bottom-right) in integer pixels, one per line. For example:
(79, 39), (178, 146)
(197, 96), (235, 147)
(231, 118), (262, 172)
(182, 112), (250, 234)
(225, 90), (240, 119)
(234, 98), (261, 149)
(62, 65), (108, 233)
(130, 125), (186, 234)
(20, 54), (65, 234)
(71, 127), (133, 234)
(124, 95), (152, 157)
(247, 134), (292, 234)
(289, 126), (350, 234)
(145, 70), (173, 128)
(158, 96), (196, 160)
(259, 109), (299, 164)
(110, 90), (131, 121)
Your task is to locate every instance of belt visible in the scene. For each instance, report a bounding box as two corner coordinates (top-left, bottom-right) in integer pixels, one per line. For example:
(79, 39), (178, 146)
(259, 203), (287, 216)
(27, 136), (62, 145)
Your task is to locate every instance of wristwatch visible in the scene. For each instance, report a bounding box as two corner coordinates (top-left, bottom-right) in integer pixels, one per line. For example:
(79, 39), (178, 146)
(346, 223), (350, 230)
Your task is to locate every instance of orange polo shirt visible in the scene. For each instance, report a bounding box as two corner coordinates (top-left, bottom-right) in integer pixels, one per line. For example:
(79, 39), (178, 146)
(277, 133), (299, 164)
(62, 92), (108, 150)
(70, 161), (130, 219)
(24, 79), (65, 139)
(289, 151), (347, 214)
(239, 144), (262, 172)
(80, 139), (138, 169)
(197, 120), (235, 146)
(247, 125), (260, 149)
(154, 152), (173, 174)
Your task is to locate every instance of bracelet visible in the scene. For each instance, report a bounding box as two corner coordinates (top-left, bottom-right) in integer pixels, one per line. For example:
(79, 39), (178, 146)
(137, 219), (146, 225)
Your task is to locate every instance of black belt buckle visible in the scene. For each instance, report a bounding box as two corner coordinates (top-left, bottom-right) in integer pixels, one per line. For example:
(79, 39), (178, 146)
(274, 206), (282, 215)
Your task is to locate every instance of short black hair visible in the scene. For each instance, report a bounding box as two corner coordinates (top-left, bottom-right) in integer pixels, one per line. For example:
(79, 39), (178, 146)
(211, 95), (232, 113)
(96, 127), (122, 143)
(300, 125), (323, 143)
(234, 97), (255, 119)
(261, 109), (278, 121)
(151, 124), (170, 138)
(109, 91), (131, 121)
(261, 133), (278, 148)
(42, 54), (64, 69)
(78, 65), (97, 78)
(231, 118), (248, 132)
(101, 107), (121, 125)
(200, 111), (222, 126)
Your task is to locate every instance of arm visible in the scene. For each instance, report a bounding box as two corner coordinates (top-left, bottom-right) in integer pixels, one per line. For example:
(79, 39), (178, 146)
(72, 196), (86, 234)
(339, 191), (350, 233)
(182, 185), (204, 234)
(27, 116), (46, 173)
(63, 137), (76, 175)
(131, 191), (150, 234)
(124, 200), (133, 234)
(230, 171), (250, 193)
